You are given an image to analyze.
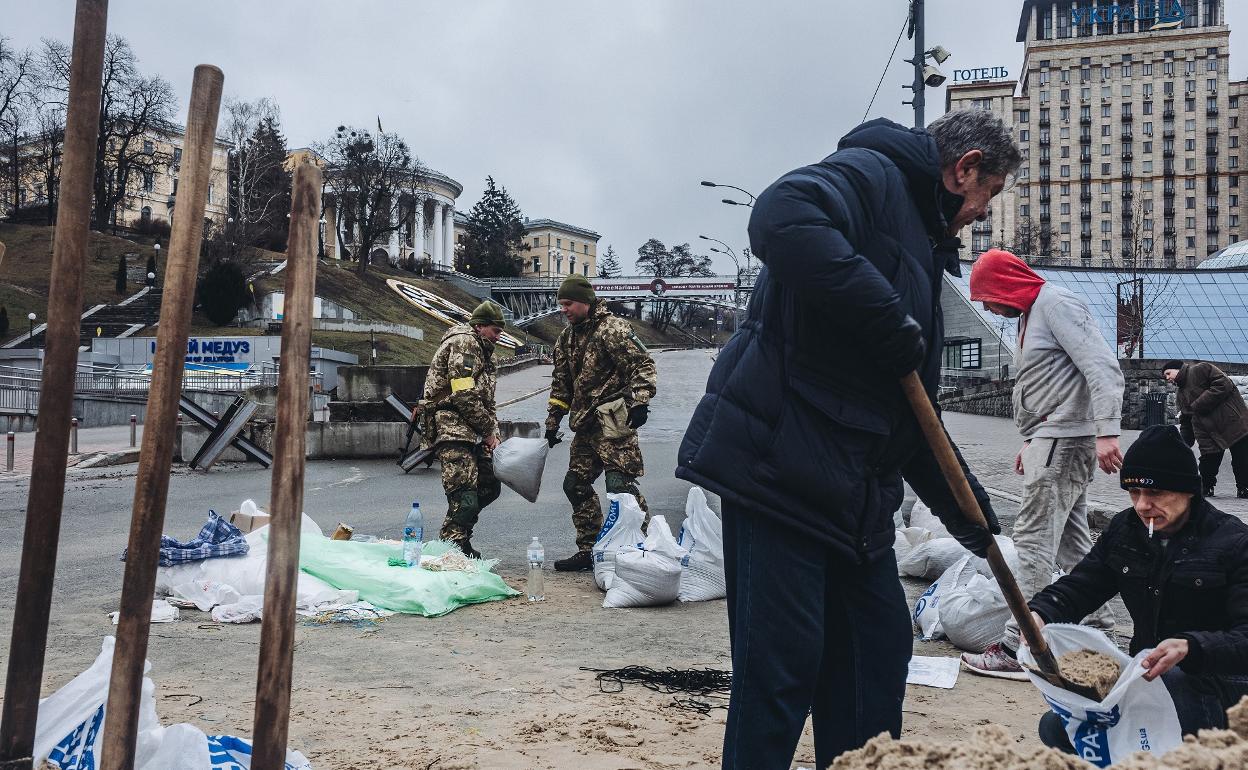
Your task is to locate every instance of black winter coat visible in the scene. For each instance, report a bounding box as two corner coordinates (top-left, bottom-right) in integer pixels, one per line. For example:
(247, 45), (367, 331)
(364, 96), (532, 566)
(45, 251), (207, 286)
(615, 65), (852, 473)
(675, 119), (992, 563)
(1030, 499), (1248, 675)
(1176, 361), (1248, 454)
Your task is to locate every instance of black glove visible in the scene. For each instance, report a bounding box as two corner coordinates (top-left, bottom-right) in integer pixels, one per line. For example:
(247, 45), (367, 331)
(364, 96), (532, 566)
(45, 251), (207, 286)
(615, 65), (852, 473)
(1180, 424), (1196, 448)
(875, 315), (926, 377)
(626, 403), (649, 429)
(940, 497), (1002, 559)
(544, 429), (562, 448)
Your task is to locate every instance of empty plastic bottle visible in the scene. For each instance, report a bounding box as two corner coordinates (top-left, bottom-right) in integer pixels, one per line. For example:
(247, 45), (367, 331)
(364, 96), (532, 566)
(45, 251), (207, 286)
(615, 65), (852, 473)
(403, 501), (423, 567)
(527, 536), (545, 602)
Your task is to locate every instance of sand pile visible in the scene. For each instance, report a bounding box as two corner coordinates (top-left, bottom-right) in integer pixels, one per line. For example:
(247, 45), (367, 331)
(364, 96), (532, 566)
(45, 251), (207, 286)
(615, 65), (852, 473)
(833, 697), (1248, 770)
(1057, 649), (1122, 701)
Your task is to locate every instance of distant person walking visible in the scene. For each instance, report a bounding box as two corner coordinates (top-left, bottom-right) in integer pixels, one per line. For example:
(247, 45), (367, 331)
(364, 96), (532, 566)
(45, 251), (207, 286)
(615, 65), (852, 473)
(961, 248), (1123, 680)
(1163, 359), (1248, 499)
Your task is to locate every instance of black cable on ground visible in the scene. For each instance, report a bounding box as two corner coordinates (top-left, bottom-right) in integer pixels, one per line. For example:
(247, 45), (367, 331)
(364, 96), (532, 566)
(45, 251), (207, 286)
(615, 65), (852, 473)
(580, 665), (732, 715)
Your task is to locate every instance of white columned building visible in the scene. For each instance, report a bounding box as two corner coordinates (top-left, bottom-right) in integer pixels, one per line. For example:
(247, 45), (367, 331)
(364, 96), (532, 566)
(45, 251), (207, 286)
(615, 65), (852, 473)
(443, 204), (455, 267)
(431, 201), (445, 267)
(413, 201), (425, 262)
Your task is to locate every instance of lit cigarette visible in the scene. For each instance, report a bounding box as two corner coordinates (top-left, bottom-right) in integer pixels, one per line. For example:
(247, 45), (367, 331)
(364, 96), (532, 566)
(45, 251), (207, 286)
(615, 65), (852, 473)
(1149, 518), (1154, 538)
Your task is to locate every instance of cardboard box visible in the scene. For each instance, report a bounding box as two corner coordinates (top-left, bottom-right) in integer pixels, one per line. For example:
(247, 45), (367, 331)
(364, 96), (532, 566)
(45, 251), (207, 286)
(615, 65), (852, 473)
(229, 510), (271, 533)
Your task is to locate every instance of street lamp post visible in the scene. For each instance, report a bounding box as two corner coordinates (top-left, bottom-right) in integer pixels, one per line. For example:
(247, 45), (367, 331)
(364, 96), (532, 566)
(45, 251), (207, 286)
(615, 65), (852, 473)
(27, 312), (36, 349)
(699, 234), (743, 308)
(700, 180), (755, 208)
(318, 217), (327, 259)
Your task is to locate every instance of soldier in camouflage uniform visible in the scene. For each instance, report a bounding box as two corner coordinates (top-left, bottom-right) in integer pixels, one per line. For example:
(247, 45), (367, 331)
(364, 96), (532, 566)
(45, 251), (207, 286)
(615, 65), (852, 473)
(418, 301), (506, 558)
(545, 275), (658, 571)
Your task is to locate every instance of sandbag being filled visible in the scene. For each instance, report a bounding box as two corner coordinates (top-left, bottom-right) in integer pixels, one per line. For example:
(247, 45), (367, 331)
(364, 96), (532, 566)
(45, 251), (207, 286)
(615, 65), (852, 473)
(604, 515), (687, 608)
(677, 487), (726, 602)
(592, 493), (647, 591)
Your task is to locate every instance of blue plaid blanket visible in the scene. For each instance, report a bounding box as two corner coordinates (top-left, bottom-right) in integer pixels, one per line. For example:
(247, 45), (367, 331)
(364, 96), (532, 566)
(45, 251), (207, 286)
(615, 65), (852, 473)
(121, 510), (249, 567)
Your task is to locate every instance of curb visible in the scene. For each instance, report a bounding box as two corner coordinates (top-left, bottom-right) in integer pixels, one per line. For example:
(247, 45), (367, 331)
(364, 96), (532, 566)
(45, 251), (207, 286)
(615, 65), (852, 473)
(72, 449), (141, 469)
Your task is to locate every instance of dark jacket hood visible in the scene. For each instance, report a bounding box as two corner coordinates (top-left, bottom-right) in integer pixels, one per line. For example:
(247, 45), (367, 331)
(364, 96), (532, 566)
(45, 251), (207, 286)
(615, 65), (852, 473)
(836, 118), (950, 241)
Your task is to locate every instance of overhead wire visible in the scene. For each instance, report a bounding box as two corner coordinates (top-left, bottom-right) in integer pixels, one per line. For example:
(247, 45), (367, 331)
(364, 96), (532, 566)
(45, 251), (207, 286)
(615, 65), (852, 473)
(862, 9), (913, 123)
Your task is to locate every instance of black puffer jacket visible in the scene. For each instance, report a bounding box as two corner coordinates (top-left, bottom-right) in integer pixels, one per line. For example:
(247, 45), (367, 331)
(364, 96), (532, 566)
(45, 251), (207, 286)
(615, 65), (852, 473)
(676, 118), (992, 563)
(1030, 499), (1248, 675)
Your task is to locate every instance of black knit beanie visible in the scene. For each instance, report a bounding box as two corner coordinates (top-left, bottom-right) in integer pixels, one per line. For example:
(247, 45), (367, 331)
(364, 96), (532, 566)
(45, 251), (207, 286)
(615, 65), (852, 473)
(1120, 425), (1201, 495)
(1161, 359), (1183, 373)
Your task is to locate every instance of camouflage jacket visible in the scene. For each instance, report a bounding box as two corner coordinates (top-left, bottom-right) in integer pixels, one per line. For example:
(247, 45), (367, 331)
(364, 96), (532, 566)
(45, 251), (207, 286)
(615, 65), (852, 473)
(421, 325), (498, 447)
(546, 302), (657, 433)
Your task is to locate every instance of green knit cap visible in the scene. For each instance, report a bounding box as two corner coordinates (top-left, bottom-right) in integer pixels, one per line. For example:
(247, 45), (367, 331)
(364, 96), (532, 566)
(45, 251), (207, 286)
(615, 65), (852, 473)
(557, 274), (596, 304)
(469, 300), (505, 328)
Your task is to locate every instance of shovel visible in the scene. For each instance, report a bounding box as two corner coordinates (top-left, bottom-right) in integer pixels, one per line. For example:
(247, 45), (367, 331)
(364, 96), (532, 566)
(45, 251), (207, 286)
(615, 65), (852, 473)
(900, 371), (1101, 701)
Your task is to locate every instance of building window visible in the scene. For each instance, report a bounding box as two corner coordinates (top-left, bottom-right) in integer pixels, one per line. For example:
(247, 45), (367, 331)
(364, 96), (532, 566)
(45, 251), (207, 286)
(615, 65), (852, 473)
(583, 263), (589, 276)
(143, 139), (153, 153)
(532, 237), (540, 248)
(140, 206), (151, 222)
(207, 184), (213, 204)
(569, 240), (575, 252)
(556, 238), (561, 248)
(172, 147), (182, 164)
(942, 340), (981, 370)
(143, 172), (153, 192)
(532, 257), (540, 273)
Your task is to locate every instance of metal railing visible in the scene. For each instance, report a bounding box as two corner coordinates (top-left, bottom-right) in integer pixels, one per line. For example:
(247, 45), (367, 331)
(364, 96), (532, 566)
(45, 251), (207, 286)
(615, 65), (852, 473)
(0, 363), (322, 416)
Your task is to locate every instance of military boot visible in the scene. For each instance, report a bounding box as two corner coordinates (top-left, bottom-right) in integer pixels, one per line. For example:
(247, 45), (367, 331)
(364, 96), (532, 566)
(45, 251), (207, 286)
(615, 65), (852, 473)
(456, 538), (482, 559)
(553, 550), (593, 572)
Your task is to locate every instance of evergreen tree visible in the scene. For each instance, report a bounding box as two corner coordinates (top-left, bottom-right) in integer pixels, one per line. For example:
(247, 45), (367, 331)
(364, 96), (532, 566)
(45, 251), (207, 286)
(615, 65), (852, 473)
(115, 253), (127, 295)
(198, 260), (249, 325)
(236, 115), (292, 251)
(0, 306), (8, 338)
(458, 176), (525, 277)
(598, 245), (622, 278)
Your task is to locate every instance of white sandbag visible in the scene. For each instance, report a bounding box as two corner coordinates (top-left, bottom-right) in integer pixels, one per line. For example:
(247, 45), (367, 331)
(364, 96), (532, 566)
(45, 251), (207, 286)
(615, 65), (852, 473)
(939, 574), (1011, 653)
(897, 537), (966, 579)
(1019, 624), (1182, 766)
(34, 636), (312, 770)
(491, 437), (550, 503)
(603, 515), (686, 608)
(908, 501), (951, 538)
(212, 595), (264, 624)
(677, 487), (726, 602)
(912, 556), (978, 640)
(893, 526), (935, 563)
(592, 493), (647, 591)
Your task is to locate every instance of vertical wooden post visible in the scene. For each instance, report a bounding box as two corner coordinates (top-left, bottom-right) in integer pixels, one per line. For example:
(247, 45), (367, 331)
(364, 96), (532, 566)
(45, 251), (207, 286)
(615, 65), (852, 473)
(0, 2), (108, 766)
(99, 64), (223, 770)
(251, 161), (321, 769)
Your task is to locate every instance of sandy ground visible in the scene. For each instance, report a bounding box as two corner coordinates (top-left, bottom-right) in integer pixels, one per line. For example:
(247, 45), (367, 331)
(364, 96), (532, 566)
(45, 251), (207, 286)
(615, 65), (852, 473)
(70, 568), (1048, 770)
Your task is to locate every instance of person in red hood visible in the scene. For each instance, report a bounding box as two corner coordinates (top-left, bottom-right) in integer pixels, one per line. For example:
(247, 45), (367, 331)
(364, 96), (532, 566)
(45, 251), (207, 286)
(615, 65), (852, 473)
(960, 248), (1126, 681)
(968, 248), (1045, 318)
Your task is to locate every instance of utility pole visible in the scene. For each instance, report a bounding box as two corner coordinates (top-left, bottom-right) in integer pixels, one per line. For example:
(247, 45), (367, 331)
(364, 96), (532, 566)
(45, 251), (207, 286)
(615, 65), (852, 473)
(908, 0), (926, 128)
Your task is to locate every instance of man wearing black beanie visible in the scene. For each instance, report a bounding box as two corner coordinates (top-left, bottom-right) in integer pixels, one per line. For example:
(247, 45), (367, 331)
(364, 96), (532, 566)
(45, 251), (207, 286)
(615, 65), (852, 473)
(1027, 425), (1248, 753)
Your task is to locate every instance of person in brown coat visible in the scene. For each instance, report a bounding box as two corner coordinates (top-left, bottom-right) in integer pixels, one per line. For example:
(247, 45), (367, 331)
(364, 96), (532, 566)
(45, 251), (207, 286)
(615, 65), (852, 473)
(1163, 360), (1248, 499)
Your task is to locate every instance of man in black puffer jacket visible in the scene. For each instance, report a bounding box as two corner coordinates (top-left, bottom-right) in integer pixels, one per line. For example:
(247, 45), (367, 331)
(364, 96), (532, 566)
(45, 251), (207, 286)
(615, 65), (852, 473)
(1029, 425), (1248, 752)
(676, 110), (1021, 768)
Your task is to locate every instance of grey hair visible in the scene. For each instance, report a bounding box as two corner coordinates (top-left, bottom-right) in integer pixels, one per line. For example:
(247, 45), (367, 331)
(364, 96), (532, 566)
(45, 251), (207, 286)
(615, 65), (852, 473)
(927, 108), (1022, 179)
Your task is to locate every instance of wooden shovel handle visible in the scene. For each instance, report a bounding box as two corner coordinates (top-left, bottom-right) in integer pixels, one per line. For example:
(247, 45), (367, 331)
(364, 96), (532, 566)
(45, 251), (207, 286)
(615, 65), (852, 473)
(900, 372), (1062, 682)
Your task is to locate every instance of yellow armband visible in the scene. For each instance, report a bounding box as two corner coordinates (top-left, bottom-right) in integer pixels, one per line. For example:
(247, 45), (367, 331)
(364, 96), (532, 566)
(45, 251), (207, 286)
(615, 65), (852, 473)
(451, 376), (475, 393)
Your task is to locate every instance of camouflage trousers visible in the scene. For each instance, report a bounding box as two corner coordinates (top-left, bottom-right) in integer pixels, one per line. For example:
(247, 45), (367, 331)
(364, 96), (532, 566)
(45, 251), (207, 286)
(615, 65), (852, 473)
(564, 428), (649, 551)
(437, 443), (501, 544)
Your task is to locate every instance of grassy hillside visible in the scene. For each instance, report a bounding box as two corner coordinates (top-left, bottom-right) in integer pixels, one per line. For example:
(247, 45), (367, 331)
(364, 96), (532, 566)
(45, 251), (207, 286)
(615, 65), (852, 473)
(0, 223), (162, 341)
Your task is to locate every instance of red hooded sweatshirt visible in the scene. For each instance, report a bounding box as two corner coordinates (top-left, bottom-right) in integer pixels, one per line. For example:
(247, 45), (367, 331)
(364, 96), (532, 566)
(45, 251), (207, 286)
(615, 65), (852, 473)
(968, 248), (1046, 314)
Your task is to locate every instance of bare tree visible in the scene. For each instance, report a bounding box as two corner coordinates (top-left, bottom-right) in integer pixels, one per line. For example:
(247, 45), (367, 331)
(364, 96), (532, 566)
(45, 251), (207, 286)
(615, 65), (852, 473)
(316, 125), (428, 275)
(995, 215), (1062, 263)
(0, 37), (39, 216)
(42, 35), (177, 229)
(635, 239), (714, 332)
(25, 104), (65, 224)
(223, 96), (290, 252)
(1097, 200), (1181, 359)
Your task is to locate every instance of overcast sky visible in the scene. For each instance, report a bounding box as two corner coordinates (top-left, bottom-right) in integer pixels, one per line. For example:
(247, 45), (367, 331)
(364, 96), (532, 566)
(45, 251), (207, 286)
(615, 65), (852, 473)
(6, 1), (1248, 274)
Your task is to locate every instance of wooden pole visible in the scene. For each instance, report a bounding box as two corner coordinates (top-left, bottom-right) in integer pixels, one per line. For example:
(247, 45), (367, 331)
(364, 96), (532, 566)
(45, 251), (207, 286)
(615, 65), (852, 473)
(899, 371), (1064, 684)
(0, 2), (108, 766)
(99, 64), (223, 770)
(251, 161), (321, 769)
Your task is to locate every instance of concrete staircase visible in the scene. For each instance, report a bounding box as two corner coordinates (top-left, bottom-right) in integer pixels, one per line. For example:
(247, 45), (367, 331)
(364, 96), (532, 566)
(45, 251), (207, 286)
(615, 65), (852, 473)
(13, 287), (164, 350)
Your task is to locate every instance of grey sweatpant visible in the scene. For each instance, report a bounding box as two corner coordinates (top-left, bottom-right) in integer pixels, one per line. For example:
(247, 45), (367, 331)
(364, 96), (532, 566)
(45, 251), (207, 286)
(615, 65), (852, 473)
(1003, 436), (1115, 651)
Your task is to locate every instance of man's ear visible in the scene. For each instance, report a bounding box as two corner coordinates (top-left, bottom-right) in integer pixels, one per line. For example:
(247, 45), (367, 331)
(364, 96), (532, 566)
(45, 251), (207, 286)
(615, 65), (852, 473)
(953, 150), (984, 190)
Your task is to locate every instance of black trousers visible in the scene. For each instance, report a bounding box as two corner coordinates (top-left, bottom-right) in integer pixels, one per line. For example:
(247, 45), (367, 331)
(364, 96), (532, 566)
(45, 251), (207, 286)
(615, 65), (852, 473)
(1197, 434), (1248, 492)
(721, 505), (911, 769)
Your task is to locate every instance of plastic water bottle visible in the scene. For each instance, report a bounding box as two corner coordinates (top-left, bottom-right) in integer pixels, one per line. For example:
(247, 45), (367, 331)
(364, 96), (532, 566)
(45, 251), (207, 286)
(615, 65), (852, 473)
(527, 536), (545, 602)
(403, 501), (423, 567)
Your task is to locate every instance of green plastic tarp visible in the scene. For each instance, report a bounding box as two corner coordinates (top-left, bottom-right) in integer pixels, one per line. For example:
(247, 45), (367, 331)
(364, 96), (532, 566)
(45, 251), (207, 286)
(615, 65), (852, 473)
(298, 536), (519, 617)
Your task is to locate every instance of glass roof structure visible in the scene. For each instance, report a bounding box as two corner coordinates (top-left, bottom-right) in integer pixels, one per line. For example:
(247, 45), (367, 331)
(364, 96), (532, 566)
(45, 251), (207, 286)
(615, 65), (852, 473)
(945, 262), (1248, 363)
(1201, 241), (1248, 270)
